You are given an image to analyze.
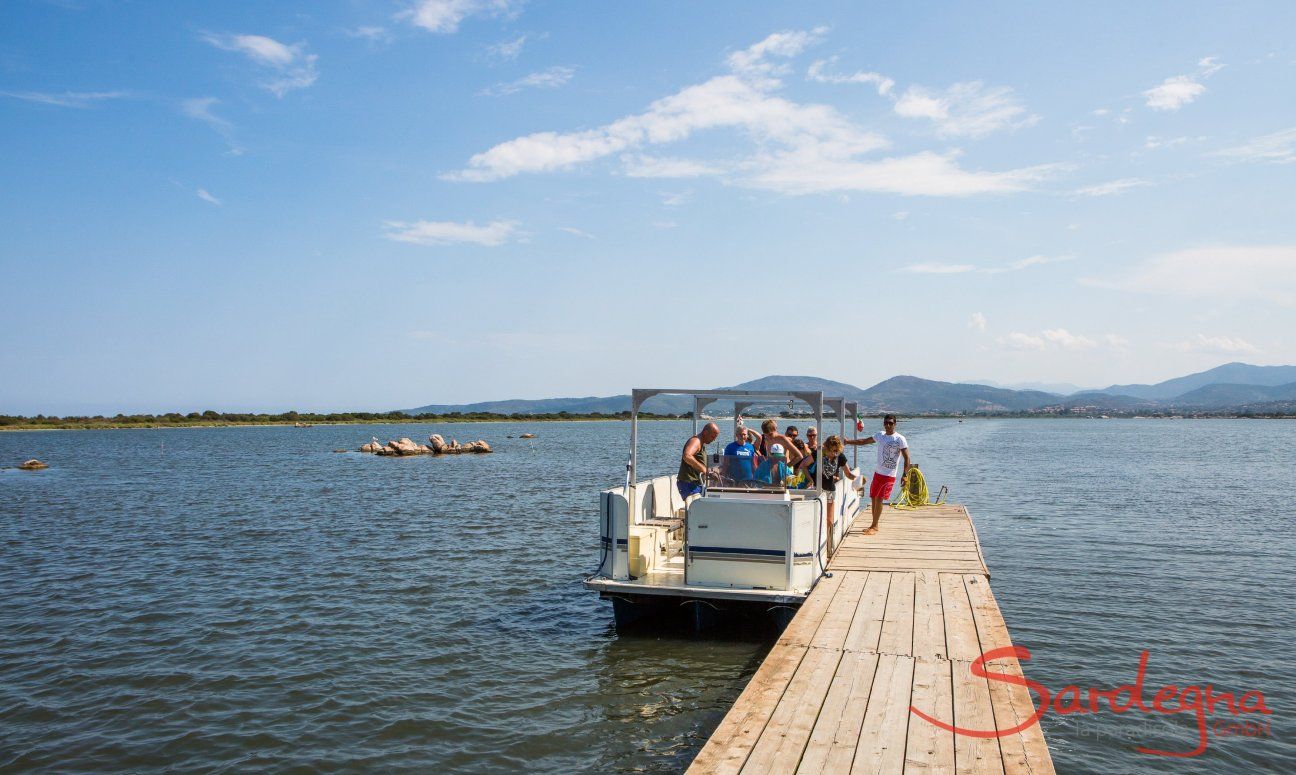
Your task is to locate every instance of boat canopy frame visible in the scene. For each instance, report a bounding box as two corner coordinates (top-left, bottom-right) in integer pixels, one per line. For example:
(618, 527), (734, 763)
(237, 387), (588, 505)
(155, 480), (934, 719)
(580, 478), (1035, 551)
(629, 388), (858, 496)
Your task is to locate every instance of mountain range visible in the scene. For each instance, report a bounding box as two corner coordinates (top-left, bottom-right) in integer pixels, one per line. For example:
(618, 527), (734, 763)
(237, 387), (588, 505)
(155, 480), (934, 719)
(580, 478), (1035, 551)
(403, 362), (1296, 417)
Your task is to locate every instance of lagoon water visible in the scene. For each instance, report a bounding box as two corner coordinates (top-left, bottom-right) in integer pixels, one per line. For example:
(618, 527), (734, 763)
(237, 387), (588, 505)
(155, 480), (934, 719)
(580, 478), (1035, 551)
(1, 419), (1293, 773)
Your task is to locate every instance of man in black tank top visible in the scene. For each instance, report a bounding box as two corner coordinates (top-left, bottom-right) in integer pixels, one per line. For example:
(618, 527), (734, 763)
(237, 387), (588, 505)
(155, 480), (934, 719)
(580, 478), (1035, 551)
(677, 422), (720, 500)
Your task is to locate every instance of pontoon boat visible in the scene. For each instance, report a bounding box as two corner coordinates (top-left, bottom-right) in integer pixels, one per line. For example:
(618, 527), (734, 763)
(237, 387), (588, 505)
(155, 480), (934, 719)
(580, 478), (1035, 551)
(584, 389), (866, 629)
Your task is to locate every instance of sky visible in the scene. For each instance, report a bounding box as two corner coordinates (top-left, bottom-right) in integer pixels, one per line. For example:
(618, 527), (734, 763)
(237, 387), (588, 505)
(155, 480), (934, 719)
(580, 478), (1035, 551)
(2, 1), (1295, 415)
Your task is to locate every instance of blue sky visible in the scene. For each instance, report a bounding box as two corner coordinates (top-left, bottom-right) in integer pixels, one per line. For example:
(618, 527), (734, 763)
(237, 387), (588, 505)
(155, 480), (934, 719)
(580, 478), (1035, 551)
(2, 1), (1295, 414)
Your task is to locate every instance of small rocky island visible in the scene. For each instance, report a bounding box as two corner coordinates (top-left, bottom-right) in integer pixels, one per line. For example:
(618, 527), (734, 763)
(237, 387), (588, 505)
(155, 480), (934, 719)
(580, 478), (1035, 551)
(18, 459), (49, 470)
(359, 434), (492, 457)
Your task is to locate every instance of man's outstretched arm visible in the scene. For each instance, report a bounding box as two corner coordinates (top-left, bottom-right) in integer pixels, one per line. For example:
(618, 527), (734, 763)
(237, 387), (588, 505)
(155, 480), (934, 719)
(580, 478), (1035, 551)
(843, 436), (876, 447)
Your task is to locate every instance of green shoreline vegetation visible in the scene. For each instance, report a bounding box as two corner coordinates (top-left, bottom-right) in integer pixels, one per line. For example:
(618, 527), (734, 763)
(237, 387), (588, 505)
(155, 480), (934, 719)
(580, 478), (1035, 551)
(0, 410), (682, 431)
(2, 407), (1292, 431)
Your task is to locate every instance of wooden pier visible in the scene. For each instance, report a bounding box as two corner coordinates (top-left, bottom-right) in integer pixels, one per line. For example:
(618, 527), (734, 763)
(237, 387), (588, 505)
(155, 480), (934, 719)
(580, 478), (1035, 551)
(687, 504), (1054, 774)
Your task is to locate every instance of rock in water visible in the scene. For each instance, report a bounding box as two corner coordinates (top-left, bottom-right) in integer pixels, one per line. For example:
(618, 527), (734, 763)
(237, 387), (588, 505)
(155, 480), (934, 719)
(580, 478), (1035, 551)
(389, 438), (425, 456)
(520, 433), (536, 439)
(18, 459), (48, 470)
(428, 434), (447, 454)
(359, 441), (383, 453)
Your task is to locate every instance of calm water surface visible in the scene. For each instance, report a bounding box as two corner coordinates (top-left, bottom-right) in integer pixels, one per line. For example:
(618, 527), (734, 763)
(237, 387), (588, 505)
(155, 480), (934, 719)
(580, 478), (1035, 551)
(1, 419), (1292, 773)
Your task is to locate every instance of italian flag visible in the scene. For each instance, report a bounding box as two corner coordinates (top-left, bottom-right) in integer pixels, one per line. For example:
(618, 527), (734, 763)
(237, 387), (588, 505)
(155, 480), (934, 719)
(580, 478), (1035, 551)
(855, 412), (864, 432)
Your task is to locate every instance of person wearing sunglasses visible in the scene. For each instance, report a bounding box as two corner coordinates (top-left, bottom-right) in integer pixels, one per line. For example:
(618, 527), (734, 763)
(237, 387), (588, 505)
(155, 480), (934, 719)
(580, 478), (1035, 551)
(844, 414), (910, 535)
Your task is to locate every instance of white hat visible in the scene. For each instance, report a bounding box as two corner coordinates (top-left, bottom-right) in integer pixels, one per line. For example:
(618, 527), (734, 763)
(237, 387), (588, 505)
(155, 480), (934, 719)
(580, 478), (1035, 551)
(769, 443), (785, 458)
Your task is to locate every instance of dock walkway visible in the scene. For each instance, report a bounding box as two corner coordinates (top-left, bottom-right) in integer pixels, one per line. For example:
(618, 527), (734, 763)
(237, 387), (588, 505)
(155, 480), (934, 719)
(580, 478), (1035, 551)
(687, 505), (1054, 774)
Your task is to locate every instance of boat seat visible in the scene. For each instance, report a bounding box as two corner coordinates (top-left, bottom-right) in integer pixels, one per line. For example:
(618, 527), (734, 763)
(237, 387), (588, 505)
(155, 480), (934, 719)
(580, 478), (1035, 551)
(643, 517), (684, 531)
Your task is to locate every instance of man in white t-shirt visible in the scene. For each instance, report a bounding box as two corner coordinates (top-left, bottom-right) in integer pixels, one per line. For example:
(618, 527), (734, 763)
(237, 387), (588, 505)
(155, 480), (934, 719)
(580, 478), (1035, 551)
(844, 414), (910, 535)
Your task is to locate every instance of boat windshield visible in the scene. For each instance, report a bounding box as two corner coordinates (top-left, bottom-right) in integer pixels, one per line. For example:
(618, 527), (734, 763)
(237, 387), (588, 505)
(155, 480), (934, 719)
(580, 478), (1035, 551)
(713, 453), (800, 491)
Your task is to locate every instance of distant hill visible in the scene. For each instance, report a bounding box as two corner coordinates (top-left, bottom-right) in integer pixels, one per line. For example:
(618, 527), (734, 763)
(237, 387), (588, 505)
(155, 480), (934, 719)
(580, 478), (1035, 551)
(1098, 363), (1296, 400)
(857, 376), (1059, 413)
(972, 379), (1089, 395)
(402, 363), (1296, 417)
(1164, 381), (1296, 408)
(728, 374), (868, 396)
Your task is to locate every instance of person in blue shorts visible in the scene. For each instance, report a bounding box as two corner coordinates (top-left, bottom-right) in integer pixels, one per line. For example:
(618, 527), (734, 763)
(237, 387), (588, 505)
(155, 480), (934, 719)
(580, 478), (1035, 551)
(677, 422), (720, 500)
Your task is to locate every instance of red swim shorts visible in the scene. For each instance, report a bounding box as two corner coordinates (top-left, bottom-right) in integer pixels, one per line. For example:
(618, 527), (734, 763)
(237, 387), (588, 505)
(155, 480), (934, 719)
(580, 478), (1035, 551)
(869, 473), (896, 500)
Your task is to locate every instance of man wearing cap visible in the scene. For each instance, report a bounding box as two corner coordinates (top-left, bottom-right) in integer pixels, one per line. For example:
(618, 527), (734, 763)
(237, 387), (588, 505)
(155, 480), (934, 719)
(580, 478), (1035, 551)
(844, 414), (910, 535)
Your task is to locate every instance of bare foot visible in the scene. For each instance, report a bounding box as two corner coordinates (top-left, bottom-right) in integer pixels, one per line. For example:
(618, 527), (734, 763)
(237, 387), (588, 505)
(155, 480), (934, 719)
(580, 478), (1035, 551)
(863, 526), (879, 535)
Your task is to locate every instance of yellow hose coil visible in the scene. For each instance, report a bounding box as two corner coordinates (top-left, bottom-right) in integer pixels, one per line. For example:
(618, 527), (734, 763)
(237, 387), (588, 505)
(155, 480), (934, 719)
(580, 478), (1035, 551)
(892, 465), (943, 509)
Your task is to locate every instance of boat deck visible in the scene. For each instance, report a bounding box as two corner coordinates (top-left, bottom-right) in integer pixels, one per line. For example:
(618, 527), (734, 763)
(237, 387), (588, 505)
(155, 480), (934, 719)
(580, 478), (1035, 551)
(687, 505), (1054, 774)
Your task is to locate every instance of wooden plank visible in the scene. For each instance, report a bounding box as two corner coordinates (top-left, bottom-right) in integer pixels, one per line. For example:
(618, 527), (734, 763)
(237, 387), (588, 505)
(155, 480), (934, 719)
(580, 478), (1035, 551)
(742, 645), (844, 773)
(810, 572), (869, 651)
(906, 658), (955, 774)
(850, 653), (915, 774)
(940, 573), (981, 663)
(963, 575), (1054, 775)
(912, 572), (947, 661)
(952, 659), (1005, 775)
(842, 571), (891, 653)
(798, 650), (881, 774)
(838, 550), (985, 561)
(687, 643), (809, 774)
(877, 572), (916, 656)
(777, 571), (845, 648)
(831, 559), (986, 573)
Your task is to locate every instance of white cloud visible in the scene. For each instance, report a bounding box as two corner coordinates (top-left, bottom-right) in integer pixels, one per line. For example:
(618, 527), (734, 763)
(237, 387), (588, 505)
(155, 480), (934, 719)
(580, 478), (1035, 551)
(447, 30), (1060, 196)
(488, 34), (527, 61)
(1042, 328), (1097, 350)
(481, 65), (574, 95)
(999, 332), (1046, 351)
(900, 254), (1070, 274)
(557, 226), (594, 239)
(181, 97), (231, 130)
(1143, 58), (1222, 111)
(1197, 56), (1225, 77)
(400, 0), (515, 33)
(382, 219), (518, 246)
(806, 57), (893, 95)
(0, 90), (128, 108)
(968, 312), (987, 333)
(181, 97), (242, 153)
(893, 210), (909, 221)
(1075, 178), (1151, 197)
(1212, 126), (1296, 165)
(998, 328), (1117, 352)
(196, 188), (222, 206)
(203, 33), (318, 96)
(1144, 135), (1190, 150)
(745, 150), (1062, 197)
(726, 27), (825, 77)
(893, 81), (1037, 138)
(1008, 254), (1071, 270)
(1144, 76), (1205, 111)
(622, 155), (723, 178)
(1174, 334), (1258, 355)
(1083, 244), (1296, 307)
